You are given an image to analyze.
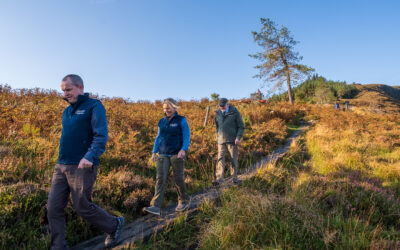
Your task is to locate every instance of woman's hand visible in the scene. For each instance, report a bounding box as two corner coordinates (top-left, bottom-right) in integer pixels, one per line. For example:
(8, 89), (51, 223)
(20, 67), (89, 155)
(78, 158), (93, 169)
(151, 153), (158, 162)
(235, 138), (240, 145)
(177, 150), (186, 159)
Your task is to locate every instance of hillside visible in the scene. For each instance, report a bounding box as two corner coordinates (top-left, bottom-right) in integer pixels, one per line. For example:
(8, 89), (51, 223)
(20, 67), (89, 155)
(2, 84), (400, 249)
(269, 75), (400, 113)
(350, 84), (400, 113)
(0, 84), (304, 248)
(139, 104), (400, 250)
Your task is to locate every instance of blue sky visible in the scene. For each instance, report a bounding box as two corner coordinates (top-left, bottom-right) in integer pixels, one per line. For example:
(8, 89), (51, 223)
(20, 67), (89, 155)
(0, 0), (399, 101)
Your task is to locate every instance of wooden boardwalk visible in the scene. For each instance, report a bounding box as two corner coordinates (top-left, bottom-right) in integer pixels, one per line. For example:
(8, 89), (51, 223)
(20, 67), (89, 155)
(72, 125), (309, 250)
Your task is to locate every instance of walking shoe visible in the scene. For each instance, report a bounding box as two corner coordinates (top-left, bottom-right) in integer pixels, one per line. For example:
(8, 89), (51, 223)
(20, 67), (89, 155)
(212, 180), (222, 187)
(104, 216), (125, 248)
(144, 206), (161, 216)
(175, 202), (189, 212)
(233, 178), (242, 185)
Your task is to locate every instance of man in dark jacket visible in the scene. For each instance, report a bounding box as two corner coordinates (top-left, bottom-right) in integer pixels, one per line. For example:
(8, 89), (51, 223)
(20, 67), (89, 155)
(47, 74), (124, 249)
(215, 98), (244, 184)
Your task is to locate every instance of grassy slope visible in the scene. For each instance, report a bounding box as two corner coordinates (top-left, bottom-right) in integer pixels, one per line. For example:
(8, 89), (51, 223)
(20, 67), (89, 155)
(348, 84), (400, 113)
(0, 85), (305, 248)
(137, 105), (400, 249)
(3, 83), (400, 249)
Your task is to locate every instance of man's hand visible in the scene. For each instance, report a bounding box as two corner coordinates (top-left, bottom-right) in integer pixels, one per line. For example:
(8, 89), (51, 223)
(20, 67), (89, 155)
(78, 158), (93, 169)
(235, 138), (240, 145)
(151, 153), (158, 162)
(177, 150), (186, 159)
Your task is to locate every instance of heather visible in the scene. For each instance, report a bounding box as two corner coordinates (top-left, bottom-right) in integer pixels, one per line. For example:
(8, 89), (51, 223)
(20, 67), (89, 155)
(0, 84), (303, 248)
(137, 106), (400, 249)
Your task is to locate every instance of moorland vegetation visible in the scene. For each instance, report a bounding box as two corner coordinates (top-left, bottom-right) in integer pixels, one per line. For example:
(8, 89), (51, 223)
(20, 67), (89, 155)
(139, 104), (400, 249)
(0, 84), (304, 248)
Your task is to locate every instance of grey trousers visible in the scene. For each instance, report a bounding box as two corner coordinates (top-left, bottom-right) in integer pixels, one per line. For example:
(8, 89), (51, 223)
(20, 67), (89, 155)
(47, 164), (117, 250)
(216, 143), (238, 182)
(150, 155), (188, 208)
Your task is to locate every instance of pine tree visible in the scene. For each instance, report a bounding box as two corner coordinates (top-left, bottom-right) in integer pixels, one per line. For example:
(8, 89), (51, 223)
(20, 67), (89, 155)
(250, 18), (314, 104)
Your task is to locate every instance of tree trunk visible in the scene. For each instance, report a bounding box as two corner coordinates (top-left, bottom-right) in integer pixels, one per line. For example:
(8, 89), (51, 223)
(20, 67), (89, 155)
(286, 72), (294, 104)
(281, 51), (294, 104)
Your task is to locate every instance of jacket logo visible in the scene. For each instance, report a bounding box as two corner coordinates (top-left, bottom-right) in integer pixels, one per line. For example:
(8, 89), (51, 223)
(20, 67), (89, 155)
(75, 110), (86, 115)
(170, 123), (178, 127)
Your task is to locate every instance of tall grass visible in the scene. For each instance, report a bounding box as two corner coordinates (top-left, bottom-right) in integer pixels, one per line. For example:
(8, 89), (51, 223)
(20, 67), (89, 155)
(200, 130), (400, 248)
(141, 118), (400, 249)
(305, 106), (400, 194)
(0, 85), (304, 248)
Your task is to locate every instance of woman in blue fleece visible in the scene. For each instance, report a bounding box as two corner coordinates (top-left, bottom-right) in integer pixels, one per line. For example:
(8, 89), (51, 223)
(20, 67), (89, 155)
(144, 98), (190, 216)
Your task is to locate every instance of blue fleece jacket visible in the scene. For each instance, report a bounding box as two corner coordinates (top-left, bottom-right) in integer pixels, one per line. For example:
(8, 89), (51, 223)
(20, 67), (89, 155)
(57, 93), (108, 165)
(152, 113), (190, 155)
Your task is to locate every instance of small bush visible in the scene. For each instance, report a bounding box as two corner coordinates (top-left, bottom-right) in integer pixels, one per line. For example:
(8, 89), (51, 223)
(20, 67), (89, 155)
(199, 188), (325, 249)
(0, 183), (50, 249)
(243, 164), (293, 194)
(134, 199), (217, 249)
(293, 173), (400, 230)
(270, 75), (358, 103)
(94, 168), (154, 212)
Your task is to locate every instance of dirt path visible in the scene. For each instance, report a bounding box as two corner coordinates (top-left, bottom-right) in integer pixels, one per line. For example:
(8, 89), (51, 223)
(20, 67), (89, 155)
(72, 124), (309, 250)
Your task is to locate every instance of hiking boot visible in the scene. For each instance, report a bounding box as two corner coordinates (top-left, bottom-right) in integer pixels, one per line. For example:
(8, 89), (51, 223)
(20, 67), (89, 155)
(175, 202), (189, 212)
(233, 178), (241, 185)
(212, 180), (222, 187)
(144, 206), (161, 216)
(104, 216), (125, 248)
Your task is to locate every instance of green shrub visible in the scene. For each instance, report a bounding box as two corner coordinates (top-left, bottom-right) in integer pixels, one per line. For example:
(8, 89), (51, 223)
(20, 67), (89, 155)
(243, 138), (307, 194)
(243, 164), (293, 194)
(324, 216), (385, 249)
(133, 199), (217, 249)
(0, 183), (50, 249)
(199, 188), (325, 249)
(270, 75), (358, 103)
(292, 174), (400, 230)
(94, 168), (154, 213)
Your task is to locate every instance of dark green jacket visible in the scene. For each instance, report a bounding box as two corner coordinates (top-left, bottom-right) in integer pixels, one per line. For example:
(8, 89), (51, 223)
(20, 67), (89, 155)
(215, 105), (244, 144)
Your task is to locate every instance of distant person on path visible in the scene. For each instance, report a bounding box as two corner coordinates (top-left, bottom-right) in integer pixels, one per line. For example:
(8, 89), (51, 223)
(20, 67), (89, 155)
(144, 98), (190, 216)
(214, 98), (244, 185)
(47, 74), (124, 249)
(334, 102), (340, 110)
(345, 100), (350, 110)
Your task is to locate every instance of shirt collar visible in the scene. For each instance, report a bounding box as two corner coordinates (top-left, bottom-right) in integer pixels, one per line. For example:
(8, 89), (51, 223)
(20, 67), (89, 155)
(221, 105), (229, 114)
(64, 93), (89, 107)
(165, 111), (178, 121)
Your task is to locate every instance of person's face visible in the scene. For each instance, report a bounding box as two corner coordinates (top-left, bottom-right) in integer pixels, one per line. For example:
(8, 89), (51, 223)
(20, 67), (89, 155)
(219, 104), (228, 112)
(163, 103), (175, 118)
(61, 78), (83, 104)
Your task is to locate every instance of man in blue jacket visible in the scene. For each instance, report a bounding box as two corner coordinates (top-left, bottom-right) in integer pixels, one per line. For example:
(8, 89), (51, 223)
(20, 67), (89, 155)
(47, 74), (124, 249)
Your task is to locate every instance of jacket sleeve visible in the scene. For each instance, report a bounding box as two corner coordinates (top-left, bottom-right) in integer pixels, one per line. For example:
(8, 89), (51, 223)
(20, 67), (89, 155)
(152, 127), (161, 154)
(215, 112), (219, 140)
(83, 101), (108, 163)
(235, 111), (244, 140)
(180, 117), (190, 151)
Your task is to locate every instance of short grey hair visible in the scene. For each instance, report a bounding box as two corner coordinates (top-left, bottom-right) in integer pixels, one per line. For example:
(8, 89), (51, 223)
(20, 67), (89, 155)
(62, 74), (84, 88)
(163, 98), (178, 110)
